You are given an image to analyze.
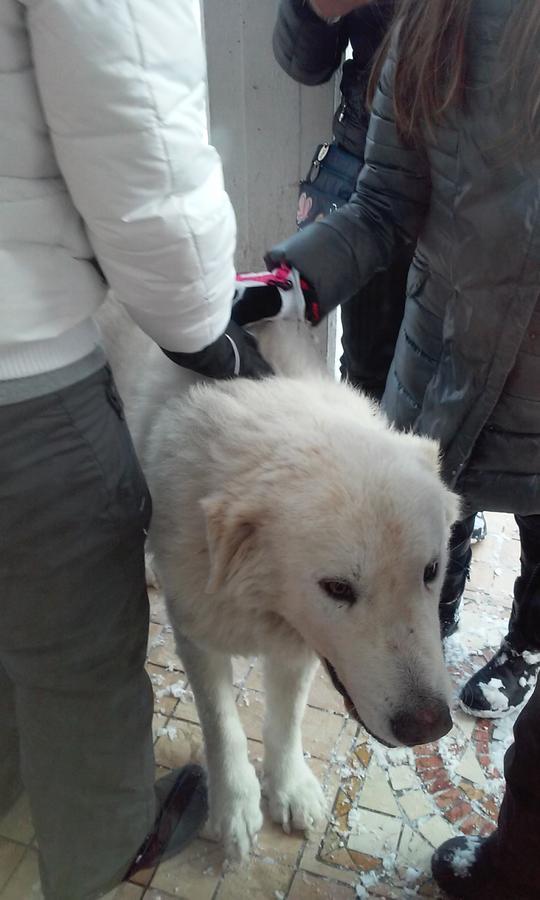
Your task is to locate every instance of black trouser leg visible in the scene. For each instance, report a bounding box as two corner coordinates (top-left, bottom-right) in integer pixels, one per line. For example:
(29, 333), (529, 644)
(439, 514), (476, 628)
(506, 514), (540, 651)
(496, 675), (540, 890)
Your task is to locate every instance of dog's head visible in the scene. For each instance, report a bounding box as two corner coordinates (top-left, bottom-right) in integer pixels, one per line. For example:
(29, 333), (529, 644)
(201, 420), (459, 748)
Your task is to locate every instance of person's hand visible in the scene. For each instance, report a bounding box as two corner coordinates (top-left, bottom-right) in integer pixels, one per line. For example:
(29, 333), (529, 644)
(232, 266), (321, 327)
(160, 318), (273, 380)
(309, 0), (373, 21)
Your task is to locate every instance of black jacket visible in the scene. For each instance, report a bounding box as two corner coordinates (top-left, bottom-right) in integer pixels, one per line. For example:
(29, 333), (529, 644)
(273, 0), (394, 158)
(268, 0), (540, 516)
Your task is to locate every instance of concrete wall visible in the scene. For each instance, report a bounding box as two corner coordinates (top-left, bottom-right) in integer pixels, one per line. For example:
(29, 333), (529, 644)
(201, 0), (337, 271)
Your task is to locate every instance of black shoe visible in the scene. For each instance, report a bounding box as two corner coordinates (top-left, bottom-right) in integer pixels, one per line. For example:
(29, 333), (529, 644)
(440, 595), (462, 639)
(125, 764), (208, 880)
(471, 511), (488, 544)
(432, 833), (534, 899)
(459, 640), (540, 718)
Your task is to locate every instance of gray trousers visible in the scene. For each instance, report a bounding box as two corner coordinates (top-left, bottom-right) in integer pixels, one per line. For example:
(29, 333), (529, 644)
(0, 364), (157, 899)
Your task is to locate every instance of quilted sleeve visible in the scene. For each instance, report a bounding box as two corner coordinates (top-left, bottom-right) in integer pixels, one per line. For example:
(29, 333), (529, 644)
(273, 0), (348, 85)
(22, 0), (236, 353)
(266, 41), (431, 317)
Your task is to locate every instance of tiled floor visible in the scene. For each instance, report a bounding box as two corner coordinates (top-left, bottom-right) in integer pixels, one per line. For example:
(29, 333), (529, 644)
(0, 513), (524, 899)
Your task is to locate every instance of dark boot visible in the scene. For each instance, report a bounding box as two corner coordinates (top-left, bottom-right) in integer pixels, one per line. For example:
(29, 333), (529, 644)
(471, 511), (488, 544)
(440, 595), (463, 639)
(431, 832), (534, 899)
(125, 764), (208, 880)
(459, 639), (539, 717)
(439, 515), (476, 640)
(460, 539), (540, 717)
(434, 678), (540, 898)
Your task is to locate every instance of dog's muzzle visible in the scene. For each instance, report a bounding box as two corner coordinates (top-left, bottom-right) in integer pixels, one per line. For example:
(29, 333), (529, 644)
(323, 658), (396, 749)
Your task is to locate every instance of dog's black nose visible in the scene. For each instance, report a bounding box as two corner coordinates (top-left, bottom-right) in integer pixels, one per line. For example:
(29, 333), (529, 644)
(390, 702), (452, 746)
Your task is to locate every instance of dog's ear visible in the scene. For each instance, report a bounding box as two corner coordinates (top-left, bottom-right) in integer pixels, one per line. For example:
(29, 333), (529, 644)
(411, 435), (442, 475)
(442, 488), (462, 528)
(411, 435), (462, 526)
(201, 493), (260, 594)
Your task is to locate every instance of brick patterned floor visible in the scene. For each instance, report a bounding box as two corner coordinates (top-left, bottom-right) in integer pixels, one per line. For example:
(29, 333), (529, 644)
(0, 513), (525, 899)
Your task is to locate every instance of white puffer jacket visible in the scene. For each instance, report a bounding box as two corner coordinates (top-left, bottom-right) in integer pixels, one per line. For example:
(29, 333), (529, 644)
(0, 0), (236, 379)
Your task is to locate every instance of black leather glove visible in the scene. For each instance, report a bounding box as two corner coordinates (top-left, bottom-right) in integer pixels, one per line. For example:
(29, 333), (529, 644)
(161, 319), (273, 380)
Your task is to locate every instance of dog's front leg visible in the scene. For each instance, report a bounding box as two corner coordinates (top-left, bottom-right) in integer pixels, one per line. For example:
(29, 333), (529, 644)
(175, 634), (263, 859)
(262, 649), (326, 833)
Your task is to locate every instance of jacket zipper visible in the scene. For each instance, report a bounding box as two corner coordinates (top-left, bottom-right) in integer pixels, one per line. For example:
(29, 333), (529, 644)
(338, 101), (348, 123)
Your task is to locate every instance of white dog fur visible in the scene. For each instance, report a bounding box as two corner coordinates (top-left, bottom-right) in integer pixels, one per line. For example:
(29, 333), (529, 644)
(99, 300), (459, 859)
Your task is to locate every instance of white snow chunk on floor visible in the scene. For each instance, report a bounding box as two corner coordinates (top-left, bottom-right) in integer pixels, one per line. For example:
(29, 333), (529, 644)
(479, 678), (509, 711)
(450, 836), (480, 877)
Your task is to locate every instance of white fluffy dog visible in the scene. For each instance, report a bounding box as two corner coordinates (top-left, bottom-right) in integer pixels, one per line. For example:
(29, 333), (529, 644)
(99, 301), (459, 859)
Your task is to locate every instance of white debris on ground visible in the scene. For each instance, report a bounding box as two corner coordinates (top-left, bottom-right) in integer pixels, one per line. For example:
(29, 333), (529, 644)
(404, 866), (422, 884)
(237, 686), (251, 707)
(450, 836), (480, 877)
(490, 713), (519, 775)
(155, 680), (194, 704)
(148, 633), (166, 649)
(342, 737), (435, 895)
(370, 744), (414, 769)
(355, 883), (369, 897)
(156, 724), (177, 741)
(479, 678), (510, 712)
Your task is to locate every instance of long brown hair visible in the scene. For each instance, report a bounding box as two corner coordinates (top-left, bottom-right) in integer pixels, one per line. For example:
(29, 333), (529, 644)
(368, 0), (540, 148)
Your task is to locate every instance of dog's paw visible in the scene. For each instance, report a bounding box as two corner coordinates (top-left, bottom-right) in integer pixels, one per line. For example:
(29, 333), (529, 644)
(263, 760), (326, 834)
(208, 764), (263, 860)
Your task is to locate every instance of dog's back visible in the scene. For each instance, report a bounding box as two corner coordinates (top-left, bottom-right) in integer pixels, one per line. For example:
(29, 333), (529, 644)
(97, 297), (346, 463)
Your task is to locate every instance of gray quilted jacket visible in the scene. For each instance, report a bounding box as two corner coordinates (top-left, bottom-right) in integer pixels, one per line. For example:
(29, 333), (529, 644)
(268, 0), (540, 516)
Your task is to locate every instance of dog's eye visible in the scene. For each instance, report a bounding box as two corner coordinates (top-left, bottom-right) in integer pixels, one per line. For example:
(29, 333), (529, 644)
(319, 579), (356, 604)
(423, 560), (439, 585)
